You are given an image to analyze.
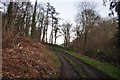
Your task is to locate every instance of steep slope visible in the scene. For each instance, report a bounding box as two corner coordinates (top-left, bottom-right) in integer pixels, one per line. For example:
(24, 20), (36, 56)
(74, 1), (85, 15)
(2, 37), (56, 79)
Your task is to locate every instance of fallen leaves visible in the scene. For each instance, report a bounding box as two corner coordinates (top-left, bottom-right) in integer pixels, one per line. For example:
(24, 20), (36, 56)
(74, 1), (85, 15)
(2, 37), (56, 79)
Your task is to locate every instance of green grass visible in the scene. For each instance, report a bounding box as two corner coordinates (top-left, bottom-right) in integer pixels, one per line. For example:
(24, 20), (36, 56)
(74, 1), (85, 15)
(63, 55), (89, 78)
(60, 48), (120, 80)
(49, 50), (61, 67)
(47, 48), (61, 78)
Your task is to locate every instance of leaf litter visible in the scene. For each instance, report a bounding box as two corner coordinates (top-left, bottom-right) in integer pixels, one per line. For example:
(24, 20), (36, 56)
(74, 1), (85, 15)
(2, 37), (57, 79)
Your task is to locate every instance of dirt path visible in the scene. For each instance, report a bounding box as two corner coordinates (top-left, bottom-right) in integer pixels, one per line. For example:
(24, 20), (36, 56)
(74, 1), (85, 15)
(62, 51), (110, 79)
(53, 48), (111, 79)
(56, 50), (80, 78)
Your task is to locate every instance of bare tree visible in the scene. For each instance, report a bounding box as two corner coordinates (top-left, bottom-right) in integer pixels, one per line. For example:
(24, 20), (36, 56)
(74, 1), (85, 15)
(42, 3), (51, 43)
(34, 3), (45, 41)
(75, 2), (100, 51)
(54, 20), (59, 44)
(61, 22), (72, 48)
(49, 6), (60, 44)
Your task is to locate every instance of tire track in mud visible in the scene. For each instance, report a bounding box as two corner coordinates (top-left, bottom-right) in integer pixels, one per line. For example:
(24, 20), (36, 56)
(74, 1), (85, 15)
(52, 48), (111, 79)
(61, 50), (111, 79)
(56, 51), (80, 78)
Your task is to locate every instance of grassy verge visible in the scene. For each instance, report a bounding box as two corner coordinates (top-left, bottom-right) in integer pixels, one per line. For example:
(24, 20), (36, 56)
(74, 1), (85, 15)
(47, 48), (61, 78)
(60, 48), (120, 79)
(63, 55), (89, 78)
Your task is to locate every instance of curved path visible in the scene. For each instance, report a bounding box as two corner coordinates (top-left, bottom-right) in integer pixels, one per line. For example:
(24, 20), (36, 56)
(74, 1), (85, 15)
(53, 48), (111, 79)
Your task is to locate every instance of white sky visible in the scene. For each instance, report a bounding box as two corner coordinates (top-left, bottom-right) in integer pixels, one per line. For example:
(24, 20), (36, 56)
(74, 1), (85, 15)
(30, 0), (111, 45)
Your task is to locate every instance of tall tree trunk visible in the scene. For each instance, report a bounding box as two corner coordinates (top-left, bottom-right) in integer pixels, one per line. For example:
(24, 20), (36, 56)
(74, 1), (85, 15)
(54, 29), (57, 44)
(31, 0), (37, 39)
(117, 1), (120, 64)
(21, 3), (28, 36)
(20, 11), (26, 36)
(117, 1), (120, 52)
(84, 29), (88, 51)
(25, 15), (30, 37)
(54, 27), (59, 44)
(42, 7), (49, 43)
(6, 2), (14, 43)
(45, 12), (49, 43)
(49, 15), (54, 44)
(39, 17), (44, 41)
(42, 25), (46, 42)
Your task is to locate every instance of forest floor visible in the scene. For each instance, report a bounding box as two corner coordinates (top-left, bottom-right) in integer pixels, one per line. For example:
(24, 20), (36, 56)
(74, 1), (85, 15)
(2, 37), (58, 79)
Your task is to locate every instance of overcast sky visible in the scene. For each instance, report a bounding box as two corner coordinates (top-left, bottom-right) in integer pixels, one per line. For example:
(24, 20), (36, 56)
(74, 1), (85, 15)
(30, 0), (111, 45)
(30, 0), (110, 24)
(0, 0), (112, 45)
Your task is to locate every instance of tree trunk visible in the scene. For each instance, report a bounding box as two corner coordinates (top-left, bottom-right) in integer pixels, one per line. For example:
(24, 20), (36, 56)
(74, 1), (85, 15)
(84, 29), (88, 51)
(117, 1), (120, 51)
(49, 15), (54, 44)
(42, 25), (46, 42)
(6, 2), (14, 43)
(31, 1), (37, 39)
